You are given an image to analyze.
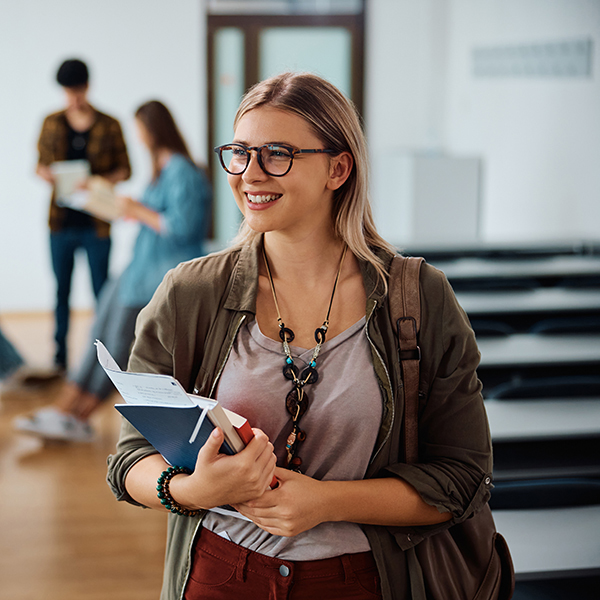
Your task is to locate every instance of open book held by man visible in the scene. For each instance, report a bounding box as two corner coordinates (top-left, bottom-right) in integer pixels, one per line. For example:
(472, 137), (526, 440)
(52, 161), (120, 222)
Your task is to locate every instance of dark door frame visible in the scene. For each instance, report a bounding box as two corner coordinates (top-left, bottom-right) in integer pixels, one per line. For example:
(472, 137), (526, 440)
(207, 12), (365, 161)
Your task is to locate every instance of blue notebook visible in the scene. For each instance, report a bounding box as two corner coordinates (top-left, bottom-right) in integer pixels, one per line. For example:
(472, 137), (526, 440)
(115, 404), (236, 472)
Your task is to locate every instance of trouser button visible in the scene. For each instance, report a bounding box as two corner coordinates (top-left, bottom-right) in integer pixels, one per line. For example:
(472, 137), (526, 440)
(279, 565), (290, 577)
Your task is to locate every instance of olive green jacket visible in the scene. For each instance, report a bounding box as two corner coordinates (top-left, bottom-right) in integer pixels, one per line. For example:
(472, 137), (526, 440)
(106, 235), (493, 600)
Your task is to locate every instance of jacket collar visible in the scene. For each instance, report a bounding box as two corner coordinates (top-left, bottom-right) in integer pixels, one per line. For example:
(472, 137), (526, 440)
(359, 246), (394, 306)
(223, 235), (262, 314)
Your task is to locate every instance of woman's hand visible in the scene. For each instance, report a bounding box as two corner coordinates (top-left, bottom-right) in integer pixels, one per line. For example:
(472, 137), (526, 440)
(232, 468), (330, 537)
(117, 196), (163, 232)
(170, 428), (277, 511)
(117, 195), (140, 220)
(233, 470), (454, 536)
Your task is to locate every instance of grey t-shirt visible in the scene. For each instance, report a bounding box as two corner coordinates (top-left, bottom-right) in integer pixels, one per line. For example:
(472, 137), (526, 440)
(203, 316), (383, 560)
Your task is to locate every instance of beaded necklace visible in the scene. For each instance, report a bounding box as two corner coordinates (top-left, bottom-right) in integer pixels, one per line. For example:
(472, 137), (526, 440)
(262, 243), (348, 471)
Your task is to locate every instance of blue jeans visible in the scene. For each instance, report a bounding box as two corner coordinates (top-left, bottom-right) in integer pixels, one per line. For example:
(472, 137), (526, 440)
(0, 326), (24, 380)
(72, 276), (141, 400)
(50, 229), (111, 369)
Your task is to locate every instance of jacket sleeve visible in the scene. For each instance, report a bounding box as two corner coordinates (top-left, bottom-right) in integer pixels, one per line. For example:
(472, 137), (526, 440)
(106, 271), (177, 506)
(107, 118), (131, 179)
(158, 164), (211, 243)
(383, 264), (493, 541)
(37, 116), (55, 166)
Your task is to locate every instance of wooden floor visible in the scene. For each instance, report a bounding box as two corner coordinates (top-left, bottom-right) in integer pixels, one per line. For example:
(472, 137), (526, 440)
(0, 312), (167, 600)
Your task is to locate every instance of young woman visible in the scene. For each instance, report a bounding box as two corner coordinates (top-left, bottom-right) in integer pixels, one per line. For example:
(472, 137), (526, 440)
(15, 100), (211, 441)
(107, 74), (495, 599)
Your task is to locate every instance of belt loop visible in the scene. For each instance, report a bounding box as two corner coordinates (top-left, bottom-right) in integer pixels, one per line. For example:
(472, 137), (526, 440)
(340, 554), (356, 584)
(235, 547), (250, 582)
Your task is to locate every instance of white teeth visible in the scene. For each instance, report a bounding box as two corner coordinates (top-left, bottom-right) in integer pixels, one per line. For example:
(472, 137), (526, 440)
(247, 193), (281, 204)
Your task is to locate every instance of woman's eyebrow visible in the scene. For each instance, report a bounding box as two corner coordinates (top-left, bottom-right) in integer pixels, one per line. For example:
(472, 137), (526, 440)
(231, 140), (295, 147)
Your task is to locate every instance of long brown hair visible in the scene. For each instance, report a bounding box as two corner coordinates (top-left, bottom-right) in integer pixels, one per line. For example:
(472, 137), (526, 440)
(230, 72), (396, 289)
(135, 100), (193, 181)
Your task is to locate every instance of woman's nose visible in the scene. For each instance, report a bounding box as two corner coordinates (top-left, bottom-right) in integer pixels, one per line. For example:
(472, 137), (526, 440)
(242, 149), (268, 182)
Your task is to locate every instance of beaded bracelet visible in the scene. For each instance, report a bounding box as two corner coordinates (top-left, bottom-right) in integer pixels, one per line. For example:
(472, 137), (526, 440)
(156, 466), (200, 517)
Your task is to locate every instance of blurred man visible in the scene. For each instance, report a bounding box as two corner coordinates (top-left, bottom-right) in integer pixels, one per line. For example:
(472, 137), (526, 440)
(36, 59), (131, 371)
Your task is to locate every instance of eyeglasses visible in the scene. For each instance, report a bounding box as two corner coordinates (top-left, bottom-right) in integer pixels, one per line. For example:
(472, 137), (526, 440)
(214, 143), (335, 177)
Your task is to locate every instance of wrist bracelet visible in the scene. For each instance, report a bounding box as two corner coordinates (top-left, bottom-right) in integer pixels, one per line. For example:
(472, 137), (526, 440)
(156, 466), (200, 517)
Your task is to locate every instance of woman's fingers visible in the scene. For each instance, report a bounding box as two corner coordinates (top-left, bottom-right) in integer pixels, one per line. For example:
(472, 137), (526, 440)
(233, 470), (327, 537)
(180, 427), (277, 509)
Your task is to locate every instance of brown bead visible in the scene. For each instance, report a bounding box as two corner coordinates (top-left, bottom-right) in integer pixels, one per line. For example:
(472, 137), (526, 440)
(291, 457), (302, 467)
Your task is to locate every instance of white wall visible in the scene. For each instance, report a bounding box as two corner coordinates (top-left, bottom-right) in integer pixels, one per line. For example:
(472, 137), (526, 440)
(365, 0), (451, 244)
(366, 0), (600, 245)
(445, 0), (600, 242)
(3, 0), (600, 311)
(0, 0), (206, 312)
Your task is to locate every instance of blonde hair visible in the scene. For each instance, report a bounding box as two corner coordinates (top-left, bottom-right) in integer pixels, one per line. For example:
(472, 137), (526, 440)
(231, 72), (396, 288)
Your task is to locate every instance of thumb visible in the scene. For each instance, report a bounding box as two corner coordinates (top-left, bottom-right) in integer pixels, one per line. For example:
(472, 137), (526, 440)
(194, 427), (224, 472)
(272, 466), (291, 483)
(200, 427), (224, 457)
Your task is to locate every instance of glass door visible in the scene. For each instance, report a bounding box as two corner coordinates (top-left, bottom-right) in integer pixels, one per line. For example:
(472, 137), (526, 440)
(212, 27), (245, 243)
(259, 27), (352, 96)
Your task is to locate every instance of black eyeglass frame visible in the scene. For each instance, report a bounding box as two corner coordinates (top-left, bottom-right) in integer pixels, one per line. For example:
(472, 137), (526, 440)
(214, 143), (336, 177)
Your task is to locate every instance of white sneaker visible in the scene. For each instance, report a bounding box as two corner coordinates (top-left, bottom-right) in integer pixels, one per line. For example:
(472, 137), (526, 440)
(13, 407), (95, 442)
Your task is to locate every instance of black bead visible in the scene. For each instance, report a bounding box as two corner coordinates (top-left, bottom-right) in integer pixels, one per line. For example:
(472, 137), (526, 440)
(279, 326), (295, 343)
(300, 366), (318, 385)
(314, 327), (327, 344)
(283, 363), (299, 381)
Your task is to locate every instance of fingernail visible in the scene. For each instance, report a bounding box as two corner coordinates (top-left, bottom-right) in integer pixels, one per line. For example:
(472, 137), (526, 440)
(212, 428), (220, 438)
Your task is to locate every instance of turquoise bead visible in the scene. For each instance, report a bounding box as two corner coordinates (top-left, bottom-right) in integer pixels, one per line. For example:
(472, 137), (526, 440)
(286, 357), (293, 364)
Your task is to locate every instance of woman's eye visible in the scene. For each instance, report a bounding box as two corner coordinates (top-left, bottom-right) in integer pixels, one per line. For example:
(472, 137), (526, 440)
(267, 147), (290, 159)
(231, 147), (248, 157)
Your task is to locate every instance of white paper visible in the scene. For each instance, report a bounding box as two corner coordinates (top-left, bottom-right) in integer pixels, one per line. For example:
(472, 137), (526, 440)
(95, 340), (194, 407)
(51, 160), (90, 203)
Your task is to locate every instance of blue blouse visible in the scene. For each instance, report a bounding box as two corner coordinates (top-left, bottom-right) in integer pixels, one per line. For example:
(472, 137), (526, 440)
(118, 154), (210, 307)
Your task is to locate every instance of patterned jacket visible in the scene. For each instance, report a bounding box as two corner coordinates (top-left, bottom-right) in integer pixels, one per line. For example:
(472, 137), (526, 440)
(37, 107), (131, 236)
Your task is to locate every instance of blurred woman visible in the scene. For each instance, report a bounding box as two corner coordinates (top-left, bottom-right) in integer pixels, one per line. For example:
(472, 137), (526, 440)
(15, 100), (211, 441)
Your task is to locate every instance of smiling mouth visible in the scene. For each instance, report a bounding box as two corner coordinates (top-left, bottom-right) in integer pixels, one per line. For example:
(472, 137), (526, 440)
(246, 193), (282, 204)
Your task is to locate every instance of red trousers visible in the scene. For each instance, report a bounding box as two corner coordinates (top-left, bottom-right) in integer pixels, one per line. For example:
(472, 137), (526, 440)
(184, 527), (383, 600)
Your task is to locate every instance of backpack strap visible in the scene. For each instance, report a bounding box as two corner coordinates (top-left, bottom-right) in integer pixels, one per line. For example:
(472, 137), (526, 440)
(388, 255), (424, 465)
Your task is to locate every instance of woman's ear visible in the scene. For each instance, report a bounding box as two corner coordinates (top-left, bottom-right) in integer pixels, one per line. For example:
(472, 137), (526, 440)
(326, 152), (353, 191)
